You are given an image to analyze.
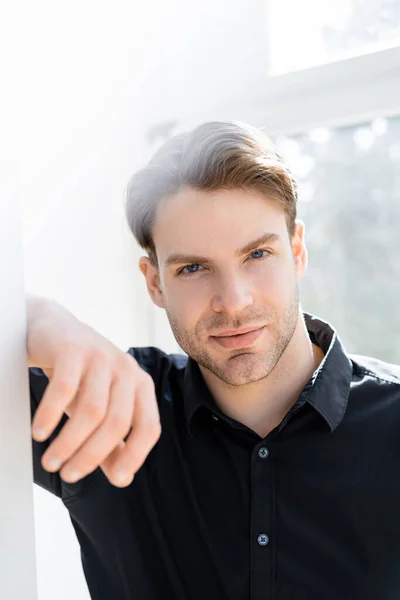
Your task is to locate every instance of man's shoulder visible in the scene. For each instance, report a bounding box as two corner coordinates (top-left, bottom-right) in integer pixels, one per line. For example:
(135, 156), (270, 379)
(349, 352), (400, 387)
(348, 355), (400, 446)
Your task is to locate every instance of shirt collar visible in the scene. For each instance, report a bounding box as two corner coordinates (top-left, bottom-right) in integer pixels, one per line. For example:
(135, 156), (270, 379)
(183, 312), (353, 435)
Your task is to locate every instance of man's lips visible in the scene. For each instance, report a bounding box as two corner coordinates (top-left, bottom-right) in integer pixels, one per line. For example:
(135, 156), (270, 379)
(210, 326), (266, 349)
(212, 325), (266, 337)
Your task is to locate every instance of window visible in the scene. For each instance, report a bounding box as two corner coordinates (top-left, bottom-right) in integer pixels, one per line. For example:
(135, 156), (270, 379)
(275, 115), (400, 361)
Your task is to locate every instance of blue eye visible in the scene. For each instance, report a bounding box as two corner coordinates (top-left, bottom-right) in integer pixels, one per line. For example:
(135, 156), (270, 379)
(248, 248), (274, 263)
(180, 264), (202, 275)
(251, 249), (267, 259)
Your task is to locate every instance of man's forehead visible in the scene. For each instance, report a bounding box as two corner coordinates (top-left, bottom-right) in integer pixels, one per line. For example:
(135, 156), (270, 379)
(153, 187), (288, 263)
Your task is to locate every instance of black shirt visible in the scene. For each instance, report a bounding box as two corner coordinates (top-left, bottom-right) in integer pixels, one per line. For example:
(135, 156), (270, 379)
(29, 312), (400, 600)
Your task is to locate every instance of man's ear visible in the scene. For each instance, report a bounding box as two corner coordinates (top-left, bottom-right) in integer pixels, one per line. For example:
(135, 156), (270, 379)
(138, 256), (165, 308)
(291, 220), (308, 281)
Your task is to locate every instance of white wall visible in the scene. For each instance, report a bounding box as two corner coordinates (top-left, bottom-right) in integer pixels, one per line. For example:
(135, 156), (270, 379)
(1, 103), (38, 600)
(19, 2), (165, 599)
(14, 0), (269, 598)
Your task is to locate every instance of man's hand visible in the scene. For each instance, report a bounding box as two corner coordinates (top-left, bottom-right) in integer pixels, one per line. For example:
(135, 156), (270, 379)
(27, 296), (161, 488)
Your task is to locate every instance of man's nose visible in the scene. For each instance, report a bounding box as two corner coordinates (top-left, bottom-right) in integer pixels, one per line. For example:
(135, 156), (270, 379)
(211, 279), (254, 314)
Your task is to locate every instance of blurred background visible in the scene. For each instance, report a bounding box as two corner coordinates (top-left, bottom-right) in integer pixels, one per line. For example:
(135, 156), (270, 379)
(2, 0), (400, 598)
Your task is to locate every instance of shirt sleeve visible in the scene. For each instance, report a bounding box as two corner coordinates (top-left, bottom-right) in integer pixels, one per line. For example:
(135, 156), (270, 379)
(29, 367), (67, 498)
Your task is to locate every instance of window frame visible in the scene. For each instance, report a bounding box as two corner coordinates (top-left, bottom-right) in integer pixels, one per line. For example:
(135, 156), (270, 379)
(177, 45), (400, 137)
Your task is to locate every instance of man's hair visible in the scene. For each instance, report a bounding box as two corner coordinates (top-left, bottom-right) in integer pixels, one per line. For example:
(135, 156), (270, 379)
(125, 121), (298, 269)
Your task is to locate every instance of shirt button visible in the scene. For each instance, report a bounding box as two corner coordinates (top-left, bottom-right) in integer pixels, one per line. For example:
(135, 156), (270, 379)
(258, 447), (269, 459)
(212, 414), (219, 421)
(257, 534), (269, 546)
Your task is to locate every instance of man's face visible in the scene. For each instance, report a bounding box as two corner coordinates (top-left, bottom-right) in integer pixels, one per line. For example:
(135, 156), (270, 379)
(140, 187), (307, 386)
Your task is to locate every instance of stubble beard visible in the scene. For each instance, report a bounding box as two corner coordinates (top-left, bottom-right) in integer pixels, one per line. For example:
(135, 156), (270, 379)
(166, 284), (300, 387)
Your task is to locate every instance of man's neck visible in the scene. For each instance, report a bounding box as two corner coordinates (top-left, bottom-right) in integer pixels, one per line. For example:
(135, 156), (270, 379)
(199, 315), (325, 438)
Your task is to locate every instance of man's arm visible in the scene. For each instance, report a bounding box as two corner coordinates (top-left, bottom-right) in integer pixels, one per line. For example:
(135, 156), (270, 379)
(26, 294), (161, 488)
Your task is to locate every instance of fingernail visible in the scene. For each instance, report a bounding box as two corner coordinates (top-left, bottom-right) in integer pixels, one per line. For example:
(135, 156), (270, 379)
(33, 428), (48, 441)
(46, 458), (62, 471)
(62, 470), (81, 483)
(114, 471), (133, 485)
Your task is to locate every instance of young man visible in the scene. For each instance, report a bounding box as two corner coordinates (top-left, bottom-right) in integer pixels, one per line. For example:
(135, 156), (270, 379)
(28, 121), (400, 600)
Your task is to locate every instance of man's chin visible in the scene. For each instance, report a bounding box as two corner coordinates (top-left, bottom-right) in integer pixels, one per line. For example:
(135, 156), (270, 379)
(205, 353), (269, 386)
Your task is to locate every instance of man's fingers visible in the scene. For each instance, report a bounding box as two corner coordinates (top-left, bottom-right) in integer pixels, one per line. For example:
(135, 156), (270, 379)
(32, 347), (84, 441)
(102, 373), (161, 485)
(99, 441), (130, 485)
(57, 360), (137, 484)
(31, 341), (160, 489)
(40, 358), (113, 472)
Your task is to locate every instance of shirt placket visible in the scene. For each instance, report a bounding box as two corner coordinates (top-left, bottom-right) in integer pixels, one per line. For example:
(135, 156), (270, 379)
(250, 440), (275, 600)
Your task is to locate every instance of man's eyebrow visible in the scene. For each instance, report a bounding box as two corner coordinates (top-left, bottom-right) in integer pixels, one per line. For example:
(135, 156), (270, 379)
(164, 232), (281, 267)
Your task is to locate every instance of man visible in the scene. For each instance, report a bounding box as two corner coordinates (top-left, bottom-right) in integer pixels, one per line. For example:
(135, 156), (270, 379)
(28, 121), (400, 600)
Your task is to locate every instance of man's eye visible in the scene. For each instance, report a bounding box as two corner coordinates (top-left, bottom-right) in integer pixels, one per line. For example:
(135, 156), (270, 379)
(250, 249), (272, 260)
(178, 264), (202, 276)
